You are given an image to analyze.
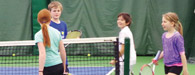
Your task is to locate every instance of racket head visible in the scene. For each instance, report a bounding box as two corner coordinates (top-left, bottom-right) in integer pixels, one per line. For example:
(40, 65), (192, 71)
(139, 64), (154, 75)
(66, 30), (82, 39)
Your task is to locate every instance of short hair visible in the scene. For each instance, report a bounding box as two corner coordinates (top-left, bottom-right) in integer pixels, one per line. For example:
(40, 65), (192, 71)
(117, 13), (132, 26)
(48, 1), (63, 11)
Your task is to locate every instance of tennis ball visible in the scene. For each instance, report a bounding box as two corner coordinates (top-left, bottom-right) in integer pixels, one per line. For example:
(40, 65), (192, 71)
(87, 54), (91, 56)
(68, 73), (72, 75)
(12, 53), (15, 56)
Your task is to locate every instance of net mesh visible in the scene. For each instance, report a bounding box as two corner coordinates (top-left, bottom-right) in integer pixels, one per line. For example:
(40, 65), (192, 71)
(0, 37), (119, 75)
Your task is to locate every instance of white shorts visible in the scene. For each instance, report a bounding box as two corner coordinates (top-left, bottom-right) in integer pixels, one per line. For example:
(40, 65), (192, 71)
(120, 65), (134, 75)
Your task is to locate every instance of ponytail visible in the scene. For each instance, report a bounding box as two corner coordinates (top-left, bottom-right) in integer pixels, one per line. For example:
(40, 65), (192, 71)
(175, 21), (183, 36)
(37, 9), (51, 47)
(41, 23), (51, 47)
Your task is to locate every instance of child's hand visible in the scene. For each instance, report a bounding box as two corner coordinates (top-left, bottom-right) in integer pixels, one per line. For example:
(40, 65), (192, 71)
(63, 72), (69, 75)
(110, 60), (116, 65)
(63, 69), (69, 75)
(152, 59), (159, 65)
(39, 72), (43, 75)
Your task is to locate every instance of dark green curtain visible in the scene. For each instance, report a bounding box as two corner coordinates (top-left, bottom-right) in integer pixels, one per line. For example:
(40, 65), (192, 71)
(55, 0), (122, 37)
(0, 0), (32, 41)
(31, 0), (50, 55)
(32, 0), (195, 57)
(0, 0), (194, 57)
(32, 0), (50, 38)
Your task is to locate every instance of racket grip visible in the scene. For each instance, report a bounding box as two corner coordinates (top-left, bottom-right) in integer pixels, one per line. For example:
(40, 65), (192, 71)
(152, 59), (158, 64)
(154, 50), (161, 60)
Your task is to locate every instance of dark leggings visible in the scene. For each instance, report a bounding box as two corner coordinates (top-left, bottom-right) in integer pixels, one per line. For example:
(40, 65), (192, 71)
(43, 63), (64, 75)
(164, 65), (182, 75)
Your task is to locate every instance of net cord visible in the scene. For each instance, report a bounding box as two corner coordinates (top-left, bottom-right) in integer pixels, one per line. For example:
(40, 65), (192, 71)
(0, 37), (117, 46)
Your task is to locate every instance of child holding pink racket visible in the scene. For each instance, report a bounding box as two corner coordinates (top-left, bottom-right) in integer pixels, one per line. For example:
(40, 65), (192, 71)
(156, 12), (189, 75)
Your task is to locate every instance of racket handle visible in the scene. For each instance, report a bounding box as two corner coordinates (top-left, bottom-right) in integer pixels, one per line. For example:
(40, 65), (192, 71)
(153, 50), (161, 60)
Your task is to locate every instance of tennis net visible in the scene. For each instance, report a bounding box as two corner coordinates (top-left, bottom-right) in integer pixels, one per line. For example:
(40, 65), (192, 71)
(0, 37), (119, 75)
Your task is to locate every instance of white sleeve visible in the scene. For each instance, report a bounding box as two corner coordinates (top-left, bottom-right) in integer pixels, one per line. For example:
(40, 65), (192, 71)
(119, 31), (126, 44)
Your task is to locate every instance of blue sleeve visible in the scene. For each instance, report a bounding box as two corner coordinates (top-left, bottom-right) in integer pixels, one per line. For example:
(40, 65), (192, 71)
(61, 21), (68, 39)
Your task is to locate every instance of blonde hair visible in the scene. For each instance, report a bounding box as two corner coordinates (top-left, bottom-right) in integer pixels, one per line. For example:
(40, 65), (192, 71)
(37, 9), (51, 47)
(163, 12), (183, 36)
(48, 1), (63, 11)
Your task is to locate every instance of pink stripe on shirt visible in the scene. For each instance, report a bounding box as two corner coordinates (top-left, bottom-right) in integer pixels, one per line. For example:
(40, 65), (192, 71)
(180, 52), (185, 55)
(166, 63), (183, 67)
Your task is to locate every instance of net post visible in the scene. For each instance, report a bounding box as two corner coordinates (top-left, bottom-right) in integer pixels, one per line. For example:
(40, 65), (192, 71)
(115, 38), (120, 75)
(124, 37), (130, 75)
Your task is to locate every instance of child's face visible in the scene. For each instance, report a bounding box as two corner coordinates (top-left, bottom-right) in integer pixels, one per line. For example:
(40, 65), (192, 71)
(117, 16), (129, 29)
(161, 16), (174, 31)
(50, 7), (62, 20)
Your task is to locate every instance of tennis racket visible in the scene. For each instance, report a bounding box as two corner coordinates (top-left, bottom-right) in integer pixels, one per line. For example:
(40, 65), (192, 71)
(139, 50), (161, 75)
(65, 30), (82, 47)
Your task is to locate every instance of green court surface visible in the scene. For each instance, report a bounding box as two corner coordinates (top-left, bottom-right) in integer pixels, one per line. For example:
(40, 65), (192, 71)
(133, 56), (195, 75)
(1, 55), (195, 75)
(0, 56), (38, 67)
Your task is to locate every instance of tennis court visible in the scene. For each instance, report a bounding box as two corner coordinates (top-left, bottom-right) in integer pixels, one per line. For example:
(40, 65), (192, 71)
(132, 56), (195, 75)
(0, 56), (114, 75)
(0, 37), (195, 75)
(1, 0), (195, 75)
(0, 37), (120, 75)
(1, 56), (195, 75)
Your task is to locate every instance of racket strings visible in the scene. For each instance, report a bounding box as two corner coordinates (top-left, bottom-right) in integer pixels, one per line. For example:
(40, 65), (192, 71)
(139, 65), (154, 75)
(66, 30), (82, 39)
